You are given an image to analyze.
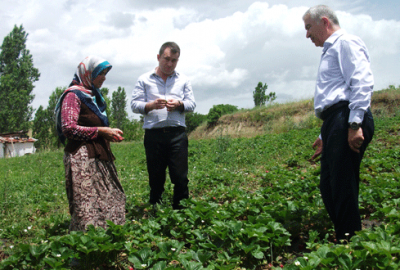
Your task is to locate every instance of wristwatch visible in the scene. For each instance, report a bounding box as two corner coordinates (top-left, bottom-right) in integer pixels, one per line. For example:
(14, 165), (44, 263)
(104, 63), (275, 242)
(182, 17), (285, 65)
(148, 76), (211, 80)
(349, 122), (361, 130)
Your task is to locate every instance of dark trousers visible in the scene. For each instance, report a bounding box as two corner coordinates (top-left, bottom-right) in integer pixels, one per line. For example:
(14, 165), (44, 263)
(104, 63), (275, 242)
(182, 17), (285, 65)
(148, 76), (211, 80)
(144, 127), (189, 209)
(320, 106), (374, 240)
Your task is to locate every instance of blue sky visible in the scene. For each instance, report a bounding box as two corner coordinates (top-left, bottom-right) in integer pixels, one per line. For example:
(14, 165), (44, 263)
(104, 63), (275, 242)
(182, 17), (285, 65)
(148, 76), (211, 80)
(0, 0), (399, 117)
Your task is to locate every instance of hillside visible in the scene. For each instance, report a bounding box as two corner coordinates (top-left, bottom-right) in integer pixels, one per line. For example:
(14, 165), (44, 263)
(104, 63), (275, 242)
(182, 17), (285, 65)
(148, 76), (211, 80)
(190, 85), (400, 140)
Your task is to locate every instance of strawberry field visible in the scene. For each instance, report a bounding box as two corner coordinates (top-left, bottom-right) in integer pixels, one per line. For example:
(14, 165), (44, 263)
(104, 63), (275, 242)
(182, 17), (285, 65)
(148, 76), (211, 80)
(0, 105), (399, 269)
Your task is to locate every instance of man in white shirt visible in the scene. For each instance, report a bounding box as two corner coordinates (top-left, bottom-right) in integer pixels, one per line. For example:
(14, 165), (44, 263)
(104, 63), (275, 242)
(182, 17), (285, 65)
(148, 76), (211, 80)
(303, 5), (374, 241)
(131, 42), (196, 210)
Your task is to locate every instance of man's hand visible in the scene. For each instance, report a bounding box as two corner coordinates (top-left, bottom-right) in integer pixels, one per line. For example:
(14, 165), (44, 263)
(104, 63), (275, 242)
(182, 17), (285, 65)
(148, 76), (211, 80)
(145, 98), (167, 113)
(348, 127), (364, 153)
(312, 137), (323, 160)
(145, 98), (183, 113)
(166, 99), (182, 112)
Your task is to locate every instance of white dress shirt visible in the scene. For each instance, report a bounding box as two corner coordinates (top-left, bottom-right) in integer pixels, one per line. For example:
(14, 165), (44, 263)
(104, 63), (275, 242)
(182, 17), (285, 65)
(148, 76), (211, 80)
(131, 69), (196, 129)
(314, 29), (374, 123)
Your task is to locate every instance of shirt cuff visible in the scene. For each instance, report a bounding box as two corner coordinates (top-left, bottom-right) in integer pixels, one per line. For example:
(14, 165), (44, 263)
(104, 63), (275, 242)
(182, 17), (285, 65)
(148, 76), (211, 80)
(349, 109), (365, 124)
(137, 102), (147, 114)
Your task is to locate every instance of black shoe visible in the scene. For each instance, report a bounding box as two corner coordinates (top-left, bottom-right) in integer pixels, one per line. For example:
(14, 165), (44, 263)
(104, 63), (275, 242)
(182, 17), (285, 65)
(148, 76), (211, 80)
(150, 203), (158, 215)
(70, 258), (80, 268)
(173, 204), (185, 210)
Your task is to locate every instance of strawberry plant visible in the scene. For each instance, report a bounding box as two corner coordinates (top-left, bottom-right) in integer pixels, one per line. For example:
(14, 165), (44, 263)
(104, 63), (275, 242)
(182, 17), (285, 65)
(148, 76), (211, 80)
(1, 88), (400, 269)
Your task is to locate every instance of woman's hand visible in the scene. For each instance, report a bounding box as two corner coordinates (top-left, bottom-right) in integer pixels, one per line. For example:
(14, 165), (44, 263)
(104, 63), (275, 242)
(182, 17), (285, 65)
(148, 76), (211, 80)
(98, 127), (124, 142)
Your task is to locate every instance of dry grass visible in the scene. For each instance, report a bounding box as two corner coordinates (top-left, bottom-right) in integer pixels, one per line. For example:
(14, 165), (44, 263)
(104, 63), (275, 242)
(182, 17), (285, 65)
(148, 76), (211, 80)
(190, 99), (318, 139)
(189, 85), (400, 140)
(370, 86), (400, 116)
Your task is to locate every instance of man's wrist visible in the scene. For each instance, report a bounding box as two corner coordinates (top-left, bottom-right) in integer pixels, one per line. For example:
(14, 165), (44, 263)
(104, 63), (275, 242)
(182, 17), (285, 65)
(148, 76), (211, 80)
(145, 102), (154, 113)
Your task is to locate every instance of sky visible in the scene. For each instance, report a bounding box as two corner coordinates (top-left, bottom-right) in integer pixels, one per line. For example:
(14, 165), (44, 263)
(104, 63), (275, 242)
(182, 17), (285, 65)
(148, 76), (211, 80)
(0, 0), (399, 119)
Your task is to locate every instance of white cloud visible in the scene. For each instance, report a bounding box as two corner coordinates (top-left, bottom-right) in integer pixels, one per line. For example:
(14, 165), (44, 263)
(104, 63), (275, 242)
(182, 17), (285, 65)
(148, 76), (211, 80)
(190, 65), (249, 88)
(337, 11), (400, 91)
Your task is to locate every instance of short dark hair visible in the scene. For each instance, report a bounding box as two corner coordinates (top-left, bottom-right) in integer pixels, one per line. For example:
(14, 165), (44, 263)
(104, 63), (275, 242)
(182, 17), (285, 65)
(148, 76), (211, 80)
(159, 42), (180, 56)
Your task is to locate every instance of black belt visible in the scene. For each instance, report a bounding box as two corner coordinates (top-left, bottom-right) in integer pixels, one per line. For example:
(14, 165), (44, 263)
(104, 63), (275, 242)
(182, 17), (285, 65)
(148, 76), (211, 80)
(320, 101), (349, 121)
(146, 126), (186, 133)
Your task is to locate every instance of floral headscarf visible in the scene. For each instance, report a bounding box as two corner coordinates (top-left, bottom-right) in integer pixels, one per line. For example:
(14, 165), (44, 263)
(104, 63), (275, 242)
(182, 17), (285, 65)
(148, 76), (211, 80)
(68, 56), (112, 110)
(55, 56), (112, 144)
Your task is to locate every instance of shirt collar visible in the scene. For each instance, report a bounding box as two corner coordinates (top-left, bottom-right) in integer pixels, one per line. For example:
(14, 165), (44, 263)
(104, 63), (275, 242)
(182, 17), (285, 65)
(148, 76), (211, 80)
(322, 29), (346, 53)
(151, 68), (179, 78)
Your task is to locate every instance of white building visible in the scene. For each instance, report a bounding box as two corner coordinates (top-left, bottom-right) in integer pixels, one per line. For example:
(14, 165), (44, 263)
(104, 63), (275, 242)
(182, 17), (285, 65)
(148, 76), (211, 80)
(0, 132), (37, 158)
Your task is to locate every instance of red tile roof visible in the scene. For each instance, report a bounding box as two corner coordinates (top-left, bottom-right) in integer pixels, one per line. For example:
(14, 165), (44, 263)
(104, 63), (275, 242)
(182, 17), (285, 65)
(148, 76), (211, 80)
(0, 137), (37, 143)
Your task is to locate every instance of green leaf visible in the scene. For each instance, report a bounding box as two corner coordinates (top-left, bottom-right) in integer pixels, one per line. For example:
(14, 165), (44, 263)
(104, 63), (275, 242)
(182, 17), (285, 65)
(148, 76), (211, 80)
(153, 260), (167, 270)
(180, 258), (204, 270)
(43, 257), (64, 268)
(251, 250), (264, 259)
(29, 244), (47, 259)
(128, 247), (154, 268)
(192, 250), (213, 264)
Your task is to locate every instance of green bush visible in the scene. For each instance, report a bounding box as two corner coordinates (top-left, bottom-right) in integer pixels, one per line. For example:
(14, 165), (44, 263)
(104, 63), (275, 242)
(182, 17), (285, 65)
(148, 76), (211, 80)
(121, 118), (144, 141)
(185, 112), (206, 133)
(207, 104), (238, 127)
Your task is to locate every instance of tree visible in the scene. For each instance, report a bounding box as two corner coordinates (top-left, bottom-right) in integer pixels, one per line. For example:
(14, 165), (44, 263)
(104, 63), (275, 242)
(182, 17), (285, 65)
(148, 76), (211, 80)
(100, 87), (112, 124)
(253, 82), (276, 107)
(121, 118), (144, 141)
(32, 106), (50, 149)
(266, 91), (277, 104)
(48, 87), (65, 116)
(0, 25), (40, 133)
(47, 87), (65, 148)
(253, 82), (268, 107)
(207, 104), (238, 127)
(111, 86), (128, 129)
(185, 112), (206, 133)
(32, 87), (65, 150)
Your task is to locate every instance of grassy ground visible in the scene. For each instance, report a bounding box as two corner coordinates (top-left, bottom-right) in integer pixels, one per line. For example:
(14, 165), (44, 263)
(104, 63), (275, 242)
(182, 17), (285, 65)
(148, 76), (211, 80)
(0, 86), (399, 269)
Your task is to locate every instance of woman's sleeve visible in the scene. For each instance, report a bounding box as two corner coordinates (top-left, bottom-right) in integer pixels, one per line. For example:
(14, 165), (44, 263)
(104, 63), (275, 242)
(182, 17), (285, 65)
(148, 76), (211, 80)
(61, 92), (99, 141)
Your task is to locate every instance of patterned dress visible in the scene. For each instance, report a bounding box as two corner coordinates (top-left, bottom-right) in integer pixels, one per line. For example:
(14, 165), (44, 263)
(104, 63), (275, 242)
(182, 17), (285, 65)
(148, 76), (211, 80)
(61, 92), (126, 231)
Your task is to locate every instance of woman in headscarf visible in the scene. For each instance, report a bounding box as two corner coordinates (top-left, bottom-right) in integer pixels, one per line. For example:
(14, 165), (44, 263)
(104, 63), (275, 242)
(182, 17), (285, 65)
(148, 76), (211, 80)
(55, 56), (126, 231)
